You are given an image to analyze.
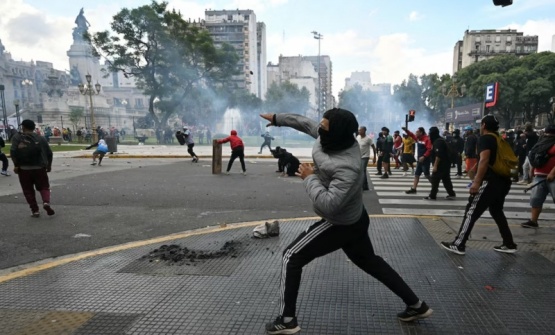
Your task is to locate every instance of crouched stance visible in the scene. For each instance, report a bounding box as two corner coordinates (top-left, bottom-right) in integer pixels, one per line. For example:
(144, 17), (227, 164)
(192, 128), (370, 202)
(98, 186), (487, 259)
(261, 110), (432, 335)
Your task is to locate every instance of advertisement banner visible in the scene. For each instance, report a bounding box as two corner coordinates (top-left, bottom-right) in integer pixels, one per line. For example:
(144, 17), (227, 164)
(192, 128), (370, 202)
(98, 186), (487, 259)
(445, 103), (483, 124)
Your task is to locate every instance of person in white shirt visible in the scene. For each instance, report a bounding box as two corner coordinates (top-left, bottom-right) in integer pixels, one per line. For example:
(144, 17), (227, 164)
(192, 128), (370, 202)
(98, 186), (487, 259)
(356, 126), (377, 191)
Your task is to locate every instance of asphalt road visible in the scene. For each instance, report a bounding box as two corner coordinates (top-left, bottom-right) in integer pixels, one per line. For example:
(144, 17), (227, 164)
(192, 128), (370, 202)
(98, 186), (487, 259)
(0, 157), (380, 270)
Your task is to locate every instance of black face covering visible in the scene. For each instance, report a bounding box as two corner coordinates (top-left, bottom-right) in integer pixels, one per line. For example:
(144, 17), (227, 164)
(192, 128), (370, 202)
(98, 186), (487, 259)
(319, 108), (358, 153)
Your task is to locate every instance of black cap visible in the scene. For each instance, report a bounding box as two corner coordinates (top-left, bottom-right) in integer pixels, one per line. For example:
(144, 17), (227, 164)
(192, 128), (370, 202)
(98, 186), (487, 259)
(21, 119), (36, 130)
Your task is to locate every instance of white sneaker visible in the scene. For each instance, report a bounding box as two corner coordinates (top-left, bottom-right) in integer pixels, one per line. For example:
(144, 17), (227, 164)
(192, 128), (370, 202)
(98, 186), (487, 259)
(242, 171), (247, 176)
(1, 170), (10, 176)
(517, 180), (527, 185)
(225, 171), (230, 175)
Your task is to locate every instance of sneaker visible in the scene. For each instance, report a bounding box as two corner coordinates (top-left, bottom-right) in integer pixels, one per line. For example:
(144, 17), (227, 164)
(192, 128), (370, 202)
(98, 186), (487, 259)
(517, 180), (528, 185)
(380, 173), (389, 179)
(440, 241), (465, 255)
(423, 196), (436, 200)
(43, 203), (55, 216)
(242, 171), (247, 176)
(521, 220), (539, 229)
(445, 195), (456, 200)
(91, 162), (97, 166)
(265, 316), (300, 335)
(405, 188), (417, 194)
(397, 301), (433, 322)
(1, 170), (10, 176)
(31, 212), (40, 218)
(375, 172), (383, 176)
(493, 244), (517, 254)
(225, 171), (230, 175)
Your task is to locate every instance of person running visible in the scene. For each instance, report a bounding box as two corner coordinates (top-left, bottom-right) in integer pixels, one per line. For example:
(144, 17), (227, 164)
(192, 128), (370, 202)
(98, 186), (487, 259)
(393, 130), (403, 169)
(179, 127), (199, 163)
(259, 131), (275, 154)
(217, 130), (246, 175)
(424, 127), (456, 200)
(441, 115), (517, 255)
(402, 126), (432, 194)
(10, 119), (55, 217)
(260, 109), (432, 335)
(356, 126), (376, 191)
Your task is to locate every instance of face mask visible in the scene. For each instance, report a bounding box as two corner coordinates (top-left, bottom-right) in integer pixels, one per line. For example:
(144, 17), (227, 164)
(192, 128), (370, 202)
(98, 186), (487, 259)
(318, 127), (333, 149)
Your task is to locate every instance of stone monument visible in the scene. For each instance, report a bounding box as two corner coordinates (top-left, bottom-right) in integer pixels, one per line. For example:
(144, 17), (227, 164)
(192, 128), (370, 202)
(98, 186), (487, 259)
(66, 8), (101, 84)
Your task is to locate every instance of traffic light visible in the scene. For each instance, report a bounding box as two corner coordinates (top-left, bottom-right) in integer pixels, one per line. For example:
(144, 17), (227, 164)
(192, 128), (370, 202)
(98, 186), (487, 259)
(493, 0), (512, 7)
(408, 109), (416, 122)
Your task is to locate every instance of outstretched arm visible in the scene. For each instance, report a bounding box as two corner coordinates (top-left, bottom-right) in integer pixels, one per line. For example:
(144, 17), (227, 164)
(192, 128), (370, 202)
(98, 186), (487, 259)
(260, 113), (319, 139)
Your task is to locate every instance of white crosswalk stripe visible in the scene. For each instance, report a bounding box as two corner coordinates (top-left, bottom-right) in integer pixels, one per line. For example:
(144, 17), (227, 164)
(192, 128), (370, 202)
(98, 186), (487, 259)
(367, 168), (554, 220)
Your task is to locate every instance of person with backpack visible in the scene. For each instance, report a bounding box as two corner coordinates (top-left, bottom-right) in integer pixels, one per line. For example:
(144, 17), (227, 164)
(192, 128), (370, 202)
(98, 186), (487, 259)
(441, 114), (518, 255)
(521, 125), (555, 229)
(0, 136), (11, 176)
(424, 127), (456, 200)
(176, 127), (199, 163)
(10, 119), (55, 217)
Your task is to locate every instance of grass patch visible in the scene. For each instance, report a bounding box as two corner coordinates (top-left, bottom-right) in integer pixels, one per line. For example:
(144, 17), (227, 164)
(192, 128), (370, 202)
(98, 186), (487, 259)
(3, 144), (88, 153)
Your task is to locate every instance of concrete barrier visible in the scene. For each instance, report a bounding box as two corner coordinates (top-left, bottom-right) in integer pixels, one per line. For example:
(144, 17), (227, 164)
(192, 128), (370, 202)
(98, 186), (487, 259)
(49, 136), (64, 145)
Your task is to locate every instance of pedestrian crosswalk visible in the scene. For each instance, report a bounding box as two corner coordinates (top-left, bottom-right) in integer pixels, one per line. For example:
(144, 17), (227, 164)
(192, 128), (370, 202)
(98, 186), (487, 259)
(368, 168), (555, 220)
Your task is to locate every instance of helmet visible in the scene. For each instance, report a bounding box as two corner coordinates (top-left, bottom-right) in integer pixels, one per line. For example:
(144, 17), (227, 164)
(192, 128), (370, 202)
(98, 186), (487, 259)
(464, 126), (473, 131)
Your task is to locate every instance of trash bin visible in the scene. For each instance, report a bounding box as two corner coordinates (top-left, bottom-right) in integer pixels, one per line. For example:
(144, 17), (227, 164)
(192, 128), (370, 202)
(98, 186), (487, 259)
(104, 136), (117, 153)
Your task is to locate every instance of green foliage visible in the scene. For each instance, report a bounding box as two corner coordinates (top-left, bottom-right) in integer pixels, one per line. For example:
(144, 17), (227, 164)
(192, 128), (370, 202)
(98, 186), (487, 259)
(264, 81), (311, 115)
(69, 107), (85, 129)
(89, 1), (239, 130)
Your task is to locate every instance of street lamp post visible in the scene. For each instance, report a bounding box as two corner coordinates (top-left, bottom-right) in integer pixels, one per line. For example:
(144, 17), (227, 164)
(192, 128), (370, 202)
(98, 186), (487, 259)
(443, 76), (466, 109)
(0, 85), (7, 132)
(78, 74), (101, 143)
(13, 99), (21, 129)
(311, 31), (323, 120)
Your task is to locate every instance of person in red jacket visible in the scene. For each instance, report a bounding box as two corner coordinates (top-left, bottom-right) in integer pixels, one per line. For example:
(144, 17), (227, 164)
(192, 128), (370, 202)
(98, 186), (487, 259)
(217, 130), (247, 175)
(402, 126), (433, 194)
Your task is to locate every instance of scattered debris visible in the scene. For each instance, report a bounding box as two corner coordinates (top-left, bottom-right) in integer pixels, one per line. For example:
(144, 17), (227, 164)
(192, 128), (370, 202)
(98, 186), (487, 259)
(73, 233), (92, 238)
(485, 285), (495, 291)
(457, 266), (464, 270)
(142, 241), (240, 265)
(253, 220), (280, 238)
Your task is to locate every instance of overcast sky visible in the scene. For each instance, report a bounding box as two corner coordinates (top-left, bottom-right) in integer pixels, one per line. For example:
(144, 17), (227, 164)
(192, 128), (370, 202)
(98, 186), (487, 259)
(1, 0), (554, 97)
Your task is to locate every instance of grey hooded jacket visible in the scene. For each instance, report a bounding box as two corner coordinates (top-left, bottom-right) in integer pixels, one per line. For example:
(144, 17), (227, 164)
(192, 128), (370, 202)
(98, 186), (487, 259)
(275, 113), (363, 225)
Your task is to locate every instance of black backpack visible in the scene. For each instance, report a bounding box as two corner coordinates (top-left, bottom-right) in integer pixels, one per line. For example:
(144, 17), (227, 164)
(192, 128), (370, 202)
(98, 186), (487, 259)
(175, 132), (186, 145)
(15, 134), (43, 166)
(528, 136), (555, 168)
(444, 138), (459, 164)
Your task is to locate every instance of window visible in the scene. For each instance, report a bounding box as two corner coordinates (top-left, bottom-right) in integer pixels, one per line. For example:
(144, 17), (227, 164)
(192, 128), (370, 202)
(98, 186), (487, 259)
(486, 35), (491, 42)
(244, 15), (249, 20)
(495, 36), (501, 42)
(476, 37), (481, 42)
(135, 98), (144, 107)
(227, 15), (232, 21)
(506, 36), (512, 42)
(506, 46), (511, 52)
(486, 45), (490, 52)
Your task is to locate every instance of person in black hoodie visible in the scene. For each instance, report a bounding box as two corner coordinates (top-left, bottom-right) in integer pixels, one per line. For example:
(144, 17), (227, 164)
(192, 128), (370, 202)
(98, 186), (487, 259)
(424, 127), (456, 200)
(451, 129), (465, 177)
(0, 136), (10, 176)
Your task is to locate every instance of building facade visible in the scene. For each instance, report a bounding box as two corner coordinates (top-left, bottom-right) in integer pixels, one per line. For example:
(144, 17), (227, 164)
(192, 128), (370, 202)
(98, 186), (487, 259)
(201, 9), (267, 99)
(267, 55), (333, 117)
(453, 29), (539, 73)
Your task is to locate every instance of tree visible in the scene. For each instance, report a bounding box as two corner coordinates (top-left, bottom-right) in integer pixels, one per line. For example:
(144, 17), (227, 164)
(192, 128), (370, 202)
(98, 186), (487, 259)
(264, 81), (310, 116)
(89, 1), (239, 130)
(69, 107), (84, 131)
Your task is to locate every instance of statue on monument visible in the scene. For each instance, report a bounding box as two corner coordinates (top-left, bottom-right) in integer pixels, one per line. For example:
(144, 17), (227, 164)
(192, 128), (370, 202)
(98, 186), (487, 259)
(72, 8), (90, 42)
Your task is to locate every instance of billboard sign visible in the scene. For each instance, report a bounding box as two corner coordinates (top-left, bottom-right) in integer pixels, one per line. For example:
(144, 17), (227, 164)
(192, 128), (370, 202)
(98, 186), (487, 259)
(445, 103), (483, 124)
(485, 82), (499, 108)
